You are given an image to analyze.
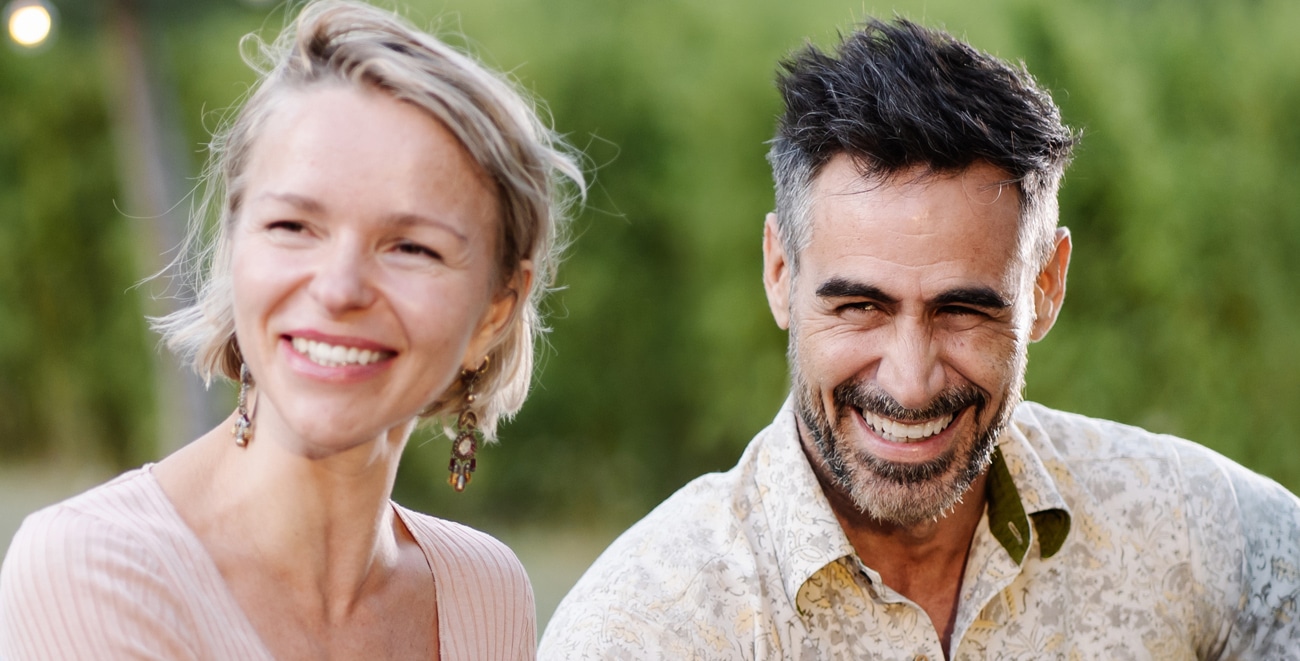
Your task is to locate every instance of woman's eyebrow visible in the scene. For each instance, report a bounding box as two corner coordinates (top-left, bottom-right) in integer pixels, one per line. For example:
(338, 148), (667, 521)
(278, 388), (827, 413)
(258, 191), (324, 214)
(381, 212), (469, 245)
(256, 191), (469, 245)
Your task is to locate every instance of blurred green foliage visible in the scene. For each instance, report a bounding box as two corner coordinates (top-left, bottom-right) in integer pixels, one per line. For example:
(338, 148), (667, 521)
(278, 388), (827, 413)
(0, 24), (153, 467)
(2, 0), (1296, 528)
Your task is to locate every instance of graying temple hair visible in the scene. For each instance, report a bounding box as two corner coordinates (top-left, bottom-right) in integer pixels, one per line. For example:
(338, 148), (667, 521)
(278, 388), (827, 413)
(767, 19), (1077, 272)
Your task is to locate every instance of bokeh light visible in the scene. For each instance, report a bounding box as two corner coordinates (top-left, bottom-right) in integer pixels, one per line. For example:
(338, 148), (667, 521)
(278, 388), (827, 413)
(5, 0), (55, 48)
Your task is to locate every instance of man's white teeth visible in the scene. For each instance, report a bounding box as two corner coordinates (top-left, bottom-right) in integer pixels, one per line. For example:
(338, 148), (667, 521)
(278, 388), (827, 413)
(861, 410), (955, 443)
(290, 337), (387, 367)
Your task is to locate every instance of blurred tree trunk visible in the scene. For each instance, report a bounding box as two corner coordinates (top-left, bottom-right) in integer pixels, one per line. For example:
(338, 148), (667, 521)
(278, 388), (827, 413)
(101, 0), (223, 453)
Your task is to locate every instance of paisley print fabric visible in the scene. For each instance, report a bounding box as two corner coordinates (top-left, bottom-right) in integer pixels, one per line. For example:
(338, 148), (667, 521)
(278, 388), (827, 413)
(539, 399), (1300, 660)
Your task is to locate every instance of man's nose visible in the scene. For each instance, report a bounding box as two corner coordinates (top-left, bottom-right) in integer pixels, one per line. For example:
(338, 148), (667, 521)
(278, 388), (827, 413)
(308, 240), (377, 315)
(874, 319), (945, 410)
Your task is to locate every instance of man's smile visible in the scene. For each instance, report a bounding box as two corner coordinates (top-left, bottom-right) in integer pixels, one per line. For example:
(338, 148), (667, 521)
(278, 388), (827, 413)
(857, 409), (955, 443)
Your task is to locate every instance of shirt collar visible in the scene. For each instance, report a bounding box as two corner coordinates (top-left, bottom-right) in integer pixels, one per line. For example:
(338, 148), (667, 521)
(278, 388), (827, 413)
(991, 403), (1073, 563)
(752, 398), (858, 609)
(756, 397), (1074, 607)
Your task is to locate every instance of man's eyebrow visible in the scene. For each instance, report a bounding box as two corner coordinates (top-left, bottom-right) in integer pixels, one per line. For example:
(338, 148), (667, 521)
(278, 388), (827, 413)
(815, 278), (1011, 310)
(931, 287), (1011, 310)
(815, 278), (897, 305)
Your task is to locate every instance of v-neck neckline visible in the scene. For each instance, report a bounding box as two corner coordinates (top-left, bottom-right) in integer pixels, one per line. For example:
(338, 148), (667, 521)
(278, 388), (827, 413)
(140, 465), (444, 660)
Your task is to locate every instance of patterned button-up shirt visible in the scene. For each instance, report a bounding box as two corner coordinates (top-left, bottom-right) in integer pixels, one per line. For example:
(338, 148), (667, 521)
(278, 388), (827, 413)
(539, 399), (1300, 659)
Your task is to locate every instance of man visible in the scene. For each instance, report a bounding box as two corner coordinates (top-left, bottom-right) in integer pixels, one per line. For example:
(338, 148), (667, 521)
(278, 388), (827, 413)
(540, 19), (1300, 660)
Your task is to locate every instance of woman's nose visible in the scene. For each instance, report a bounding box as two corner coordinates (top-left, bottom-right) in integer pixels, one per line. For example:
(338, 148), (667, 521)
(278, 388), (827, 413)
(307, 241), (377, 315)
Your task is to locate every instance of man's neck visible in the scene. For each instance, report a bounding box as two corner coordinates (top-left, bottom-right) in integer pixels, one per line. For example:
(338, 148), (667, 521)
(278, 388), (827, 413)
(798, 428), (989, 657)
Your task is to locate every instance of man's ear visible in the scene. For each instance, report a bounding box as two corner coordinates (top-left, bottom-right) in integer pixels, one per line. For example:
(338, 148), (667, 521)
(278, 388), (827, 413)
(1030, 228), (1071, 342)
(465, 260), (534, 368)
(763, 213), (792, 330)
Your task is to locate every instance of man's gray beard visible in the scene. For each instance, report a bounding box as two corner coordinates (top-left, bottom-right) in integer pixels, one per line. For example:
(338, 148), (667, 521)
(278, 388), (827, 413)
(791, 347), (1022, 527)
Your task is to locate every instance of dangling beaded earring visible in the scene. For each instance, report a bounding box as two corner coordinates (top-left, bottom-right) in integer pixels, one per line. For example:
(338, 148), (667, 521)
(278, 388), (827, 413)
(449, 357), (488, 492)
(232, 363), (255, 447)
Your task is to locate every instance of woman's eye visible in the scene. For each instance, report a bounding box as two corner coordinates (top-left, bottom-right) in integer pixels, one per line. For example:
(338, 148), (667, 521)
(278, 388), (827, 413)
(396, 241), (442, 261)
(266, 220), (307, 233)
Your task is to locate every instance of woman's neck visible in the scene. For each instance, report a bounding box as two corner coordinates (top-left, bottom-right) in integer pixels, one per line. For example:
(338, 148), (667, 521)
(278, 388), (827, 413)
(154, 409), (416, 619)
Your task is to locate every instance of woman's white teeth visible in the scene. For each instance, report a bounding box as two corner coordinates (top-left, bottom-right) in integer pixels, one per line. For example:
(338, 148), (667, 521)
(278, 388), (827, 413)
(861, 410), (955, 443)
(291, 337), (386, 367)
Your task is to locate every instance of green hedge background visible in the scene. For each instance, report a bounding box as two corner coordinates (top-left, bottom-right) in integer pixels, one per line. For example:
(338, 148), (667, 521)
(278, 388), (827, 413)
(2, 0), (1297, 530)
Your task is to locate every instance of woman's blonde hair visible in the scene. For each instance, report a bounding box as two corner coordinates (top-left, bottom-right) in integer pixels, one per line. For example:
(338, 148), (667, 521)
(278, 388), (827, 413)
(152, 0), (584, 439)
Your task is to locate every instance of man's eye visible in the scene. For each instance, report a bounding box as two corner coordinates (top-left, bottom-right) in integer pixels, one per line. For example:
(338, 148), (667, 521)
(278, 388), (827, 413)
(940, 306), (985, 317)
(841, 301), (879, 313)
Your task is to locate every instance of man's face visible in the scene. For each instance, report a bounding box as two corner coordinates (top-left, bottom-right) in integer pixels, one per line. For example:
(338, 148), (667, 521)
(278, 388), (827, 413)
(763, 156), (1069, 526)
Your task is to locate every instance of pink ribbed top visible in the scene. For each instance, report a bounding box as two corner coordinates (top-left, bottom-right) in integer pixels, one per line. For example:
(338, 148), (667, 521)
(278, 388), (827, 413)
(0, 467), (535, 660)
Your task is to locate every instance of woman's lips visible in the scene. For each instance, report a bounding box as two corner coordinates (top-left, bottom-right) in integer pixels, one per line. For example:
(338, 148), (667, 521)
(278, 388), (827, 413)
(289, 336), (394, 367)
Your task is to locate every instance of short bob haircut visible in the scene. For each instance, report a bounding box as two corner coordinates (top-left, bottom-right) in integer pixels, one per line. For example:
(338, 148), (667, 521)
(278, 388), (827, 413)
(153, 0), (585, 439)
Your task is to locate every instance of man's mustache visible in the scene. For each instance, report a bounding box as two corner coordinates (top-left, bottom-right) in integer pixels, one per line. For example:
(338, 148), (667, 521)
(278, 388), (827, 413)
(833, 380), (987, 422)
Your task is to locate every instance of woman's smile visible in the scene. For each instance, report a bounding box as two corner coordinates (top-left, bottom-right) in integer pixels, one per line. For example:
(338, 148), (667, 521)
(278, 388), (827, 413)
(291, 337), (390, 367)
(279, 332), (398, 386)
(287, 332), (397, 368)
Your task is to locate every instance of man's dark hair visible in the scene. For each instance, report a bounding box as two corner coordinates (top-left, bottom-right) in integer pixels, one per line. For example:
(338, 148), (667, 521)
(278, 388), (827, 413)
(767, 18), (1078, 268)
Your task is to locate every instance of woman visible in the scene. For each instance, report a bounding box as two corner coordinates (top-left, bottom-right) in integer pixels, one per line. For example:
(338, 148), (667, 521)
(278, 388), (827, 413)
(0, 1), (582, 658)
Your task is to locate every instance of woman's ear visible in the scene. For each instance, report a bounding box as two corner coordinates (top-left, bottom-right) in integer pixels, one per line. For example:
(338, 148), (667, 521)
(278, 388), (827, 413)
(1030, 228), (1071, 342)
(465, 260), (533, 368)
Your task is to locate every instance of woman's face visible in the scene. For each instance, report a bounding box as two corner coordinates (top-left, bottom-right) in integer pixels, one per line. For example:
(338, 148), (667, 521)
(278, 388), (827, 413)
(229, 84), (513, 455)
